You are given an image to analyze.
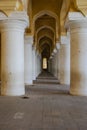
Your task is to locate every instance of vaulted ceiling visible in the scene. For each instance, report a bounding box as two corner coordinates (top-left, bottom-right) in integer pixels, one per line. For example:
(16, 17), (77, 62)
(27, 0), (80, 59)
(0, 0), (87, 59)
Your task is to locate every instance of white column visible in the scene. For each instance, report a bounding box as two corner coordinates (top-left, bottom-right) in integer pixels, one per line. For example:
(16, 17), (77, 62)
(53, 48), (58, 78)
(32, 46), (36, 80)
(59, 34), (70, 85)
(36, 52), (41, 76)
(35, 51), (38, 78)
(69, 18), (87, 96)
(24, 36), (33, 85)
(57, 49), (60, 81)
(50, 53), (55, 75)
(0, 20), (27, 96)
(0, 34), (1, 83)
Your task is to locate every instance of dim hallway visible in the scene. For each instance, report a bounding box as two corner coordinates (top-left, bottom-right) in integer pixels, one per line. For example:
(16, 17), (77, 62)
(0, 71), (87, 130)
(0, 0), (87, 97)
(1, 0), (87, 129)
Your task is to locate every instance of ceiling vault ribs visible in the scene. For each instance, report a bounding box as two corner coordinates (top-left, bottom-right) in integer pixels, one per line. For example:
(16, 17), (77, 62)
(27, 0), (85, 59)
(0, 0), (86, 59)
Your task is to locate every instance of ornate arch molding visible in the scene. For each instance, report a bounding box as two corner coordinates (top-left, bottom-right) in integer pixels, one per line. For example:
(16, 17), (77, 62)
(34, 25), (55, 46)
(38, 36), (54, 51)
(40, 43), (51, 53)
(36, 25), (55, 35)
(39, 40), (52, 48)
(38, 35), (54, 45)
(0, 10), (8, 17)
(32, 10), (59, 39)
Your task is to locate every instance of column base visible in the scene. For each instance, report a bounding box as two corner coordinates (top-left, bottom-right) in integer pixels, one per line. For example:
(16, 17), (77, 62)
(25, 80), (33, 85)
(70, 87), (87, 96)
(1, 85), (25, 96)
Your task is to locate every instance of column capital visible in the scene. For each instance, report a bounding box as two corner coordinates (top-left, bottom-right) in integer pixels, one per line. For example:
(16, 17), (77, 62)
(61, 35), (70, 45)
(68, 12), (85, 21)
(24, 35), (33, 44)
(56, 42), (60, 50)
(53, 48), (57, 54)
(67, 12), (87, 28)
(0, 11), (29, 22)
(69, 18), (87, 29)
(50, 56), (53, 59)
(0, 20), (28, 33)
(0, 11), (29, 32)
(65, 12), (85, 30)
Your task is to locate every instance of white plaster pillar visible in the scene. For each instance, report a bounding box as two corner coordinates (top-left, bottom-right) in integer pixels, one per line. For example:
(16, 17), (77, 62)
(24, 36), (33, 85)
(36, 52), (41, 76)
(50, 53), (55, 75)
(0, 34), (1, 83)
(0, 20), (27, 96)
(32, 46), (36, 80)
(35, 51), (38, 78)
(59, 34), (70, 85)
(39, 55), (41, 74)
(56, 43), (61, 82)
(69, 18), (87, 96)
(57, 50), (60, 81)
(53, 48), (58, 78)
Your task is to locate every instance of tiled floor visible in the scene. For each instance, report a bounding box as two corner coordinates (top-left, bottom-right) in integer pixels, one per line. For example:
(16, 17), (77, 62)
(0, 71), (87, 130)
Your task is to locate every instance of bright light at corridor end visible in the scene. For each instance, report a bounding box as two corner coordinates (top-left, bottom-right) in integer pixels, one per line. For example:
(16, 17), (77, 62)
(43, 58), (47, 69)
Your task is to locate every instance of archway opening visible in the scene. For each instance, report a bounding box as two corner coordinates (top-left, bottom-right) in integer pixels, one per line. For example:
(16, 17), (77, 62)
(42, 57), (47, 70)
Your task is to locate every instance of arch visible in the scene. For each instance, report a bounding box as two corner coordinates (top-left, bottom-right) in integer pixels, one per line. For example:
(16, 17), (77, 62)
(0, 10), (8, 17)
(33, 10), (58, 24)
(40, 43), (51, 53)
(35, 26), (55, 46)
(32, 10), (59, 39)
(36, 25), (55, 35)
(39, 40), (52, 48)
(38, 35), (54, 44)
(38, 36), (54, 50)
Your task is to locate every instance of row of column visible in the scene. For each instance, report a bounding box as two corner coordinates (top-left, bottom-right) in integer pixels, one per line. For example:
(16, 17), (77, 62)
(48, 32), (70, 85)
(0, 19), (41, 96)
(0, 12), (87, 96)
(24, 35), (41, 85)
(48, 15), (87, 96)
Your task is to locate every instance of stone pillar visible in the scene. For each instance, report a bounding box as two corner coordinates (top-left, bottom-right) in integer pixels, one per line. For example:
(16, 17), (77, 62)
(0, 20), (27, 96)
(32, 46), (36, 80)
(56, 42), (61, 82)
(0, 34), (1, 84)
(69, 18), (87, 96)
(59, 34), (70, 85)
(24, 36), (33, 85)
(35, 51), (38, 78)
(50, 53), (55, 75)
(53, 48), (58, 78)
(36, 52), (41, 76)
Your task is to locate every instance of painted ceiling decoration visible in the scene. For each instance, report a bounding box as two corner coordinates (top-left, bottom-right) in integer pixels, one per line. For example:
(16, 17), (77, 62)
(0, 0), (87, 59)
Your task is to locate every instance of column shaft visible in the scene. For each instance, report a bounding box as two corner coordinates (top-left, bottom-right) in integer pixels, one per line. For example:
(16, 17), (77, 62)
(70, 19), (87, 96)
(24, 36), (33, 85)
(32, 47), (36, 80)
(0, 20), (27, 96)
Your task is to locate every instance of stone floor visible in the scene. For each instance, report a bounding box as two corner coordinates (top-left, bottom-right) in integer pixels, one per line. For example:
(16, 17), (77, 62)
(0, 71), (87, 130)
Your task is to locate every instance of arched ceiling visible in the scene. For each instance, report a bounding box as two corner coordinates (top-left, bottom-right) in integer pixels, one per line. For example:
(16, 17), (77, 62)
(27, 0), (83, 59)
(0, 0), (87, 59)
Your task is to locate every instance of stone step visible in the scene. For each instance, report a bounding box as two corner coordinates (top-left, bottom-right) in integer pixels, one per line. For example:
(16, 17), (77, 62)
(37, 77), (57, 80)
(33, 80), (60, 84)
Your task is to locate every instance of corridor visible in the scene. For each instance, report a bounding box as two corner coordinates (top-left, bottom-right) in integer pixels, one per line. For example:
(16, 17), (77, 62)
(0, 71), (87, 130)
